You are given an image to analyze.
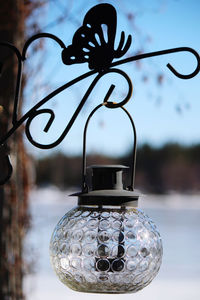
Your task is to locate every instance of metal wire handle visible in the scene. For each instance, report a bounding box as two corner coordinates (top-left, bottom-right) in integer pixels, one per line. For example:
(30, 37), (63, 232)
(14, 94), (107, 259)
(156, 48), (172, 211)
(82, 103), (137, 192)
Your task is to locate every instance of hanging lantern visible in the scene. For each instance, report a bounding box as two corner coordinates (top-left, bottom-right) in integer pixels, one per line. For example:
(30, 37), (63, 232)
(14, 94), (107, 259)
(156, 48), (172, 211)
(49, 104), (163, 293)
(0, 1), (199, 296)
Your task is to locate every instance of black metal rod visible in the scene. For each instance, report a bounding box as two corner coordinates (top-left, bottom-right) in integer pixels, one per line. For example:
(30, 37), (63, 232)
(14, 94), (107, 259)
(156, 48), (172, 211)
(120, 106), (137, 191)
(0, 42), (23, 126)
(22, 33), (66, 60)
(82, 103), (103, 191)
(112, 47), (200, 79)
(82, 103), (137, 191)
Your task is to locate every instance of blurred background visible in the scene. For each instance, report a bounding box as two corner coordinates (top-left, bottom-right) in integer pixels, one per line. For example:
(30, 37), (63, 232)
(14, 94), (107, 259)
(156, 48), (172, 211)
(0, 0), (200, 299)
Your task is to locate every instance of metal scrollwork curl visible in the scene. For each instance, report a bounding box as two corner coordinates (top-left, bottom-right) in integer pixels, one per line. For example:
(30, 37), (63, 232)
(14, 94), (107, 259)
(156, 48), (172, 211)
(22, 68), (132, 149)
(25, 109), (55, 149)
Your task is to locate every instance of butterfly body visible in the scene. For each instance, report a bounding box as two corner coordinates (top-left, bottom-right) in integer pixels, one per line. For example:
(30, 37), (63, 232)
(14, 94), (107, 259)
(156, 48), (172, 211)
(62, 4), (132, 71)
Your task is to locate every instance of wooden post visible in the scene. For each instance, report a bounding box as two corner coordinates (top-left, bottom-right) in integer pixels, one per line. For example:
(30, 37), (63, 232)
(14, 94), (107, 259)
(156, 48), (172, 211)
(0, 1), (30, 299)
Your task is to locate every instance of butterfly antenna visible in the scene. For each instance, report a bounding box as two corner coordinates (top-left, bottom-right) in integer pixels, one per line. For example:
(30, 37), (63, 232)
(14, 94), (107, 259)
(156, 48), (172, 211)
(116, 31), (125, 52)
(115, 32), (132, 58)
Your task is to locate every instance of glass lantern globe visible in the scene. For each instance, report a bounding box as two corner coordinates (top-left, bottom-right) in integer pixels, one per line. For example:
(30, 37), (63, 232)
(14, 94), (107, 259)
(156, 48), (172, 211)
(50, 166), (163, 294)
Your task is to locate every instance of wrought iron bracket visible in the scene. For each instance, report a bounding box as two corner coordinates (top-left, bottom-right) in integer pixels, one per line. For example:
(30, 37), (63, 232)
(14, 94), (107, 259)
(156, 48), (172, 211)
(0, 3), (199, 184)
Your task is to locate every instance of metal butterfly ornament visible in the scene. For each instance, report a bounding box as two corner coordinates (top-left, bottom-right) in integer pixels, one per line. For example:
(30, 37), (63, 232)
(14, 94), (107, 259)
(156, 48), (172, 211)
(62, 3), (132, 71)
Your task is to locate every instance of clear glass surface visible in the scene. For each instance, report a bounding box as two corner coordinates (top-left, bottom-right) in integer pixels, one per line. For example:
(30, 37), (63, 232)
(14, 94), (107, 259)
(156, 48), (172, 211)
(50, 205), (163, 293)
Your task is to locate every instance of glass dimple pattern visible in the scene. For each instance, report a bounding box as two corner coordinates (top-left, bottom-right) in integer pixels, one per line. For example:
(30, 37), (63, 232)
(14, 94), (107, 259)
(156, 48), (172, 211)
(50, 206), (163, 294)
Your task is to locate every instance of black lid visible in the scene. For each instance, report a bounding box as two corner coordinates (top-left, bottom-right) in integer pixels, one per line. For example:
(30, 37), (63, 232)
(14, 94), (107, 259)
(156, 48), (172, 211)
(71, 165), (140, 207)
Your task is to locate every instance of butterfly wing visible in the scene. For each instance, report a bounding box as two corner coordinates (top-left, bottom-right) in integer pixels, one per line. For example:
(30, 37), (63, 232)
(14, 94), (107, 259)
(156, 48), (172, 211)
(83, 3), (116, 47)
(62, 4), (117, 69)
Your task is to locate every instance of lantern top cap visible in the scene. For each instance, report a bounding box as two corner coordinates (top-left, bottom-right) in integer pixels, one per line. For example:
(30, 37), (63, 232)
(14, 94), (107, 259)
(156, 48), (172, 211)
(89, 165), (129, 170)
(71, 163), (140, 207)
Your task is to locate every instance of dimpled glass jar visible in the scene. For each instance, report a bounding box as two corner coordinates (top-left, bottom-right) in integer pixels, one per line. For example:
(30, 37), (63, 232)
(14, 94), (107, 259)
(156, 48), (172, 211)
(49, 205), (163, 293)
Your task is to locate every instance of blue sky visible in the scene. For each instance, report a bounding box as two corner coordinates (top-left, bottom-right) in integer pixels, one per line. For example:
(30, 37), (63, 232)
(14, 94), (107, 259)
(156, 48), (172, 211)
(24, 0), (200, 157)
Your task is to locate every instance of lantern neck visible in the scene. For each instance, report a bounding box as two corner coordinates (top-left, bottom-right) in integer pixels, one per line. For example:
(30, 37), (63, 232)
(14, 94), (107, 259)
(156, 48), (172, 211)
(90, 165), (128, 191)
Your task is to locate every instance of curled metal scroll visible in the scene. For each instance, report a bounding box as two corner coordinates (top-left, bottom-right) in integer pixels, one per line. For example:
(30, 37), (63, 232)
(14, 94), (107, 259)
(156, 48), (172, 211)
(24, 68), (132, 149)
(82, 102), (137, 192)
(0, 3), (199, 184)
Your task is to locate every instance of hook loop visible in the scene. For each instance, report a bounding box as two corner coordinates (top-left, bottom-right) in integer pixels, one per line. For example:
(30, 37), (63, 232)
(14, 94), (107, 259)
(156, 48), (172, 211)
(99, 68), (133, 108)
(112, 47), (200, 80)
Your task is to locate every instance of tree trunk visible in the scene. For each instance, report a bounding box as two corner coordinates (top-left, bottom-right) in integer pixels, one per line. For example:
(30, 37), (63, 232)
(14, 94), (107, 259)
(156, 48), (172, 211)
(0, 1), (30, 299)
